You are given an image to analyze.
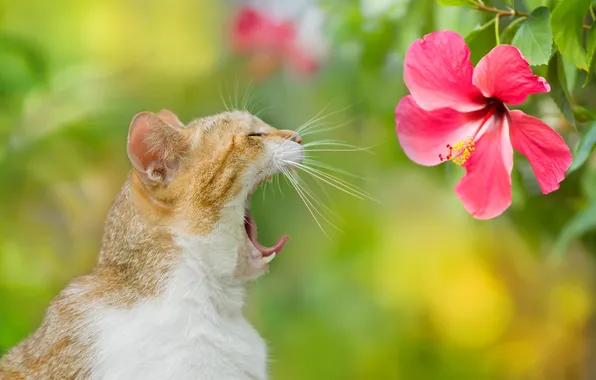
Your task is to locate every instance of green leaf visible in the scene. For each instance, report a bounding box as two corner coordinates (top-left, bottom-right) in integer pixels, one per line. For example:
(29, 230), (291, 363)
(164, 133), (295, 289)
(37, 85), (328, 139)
(551, 202), (596, 259)
(582, 162), (596, 199)
(568, 122), (596, 173)
(501, 18), (525, 45)
(562, 54), (578, 92)
(511, 7), (552, 66)
(584, 25), (596, 85)
(573, 106), (596, 122)
(550, 0), (591, 70)
(437, 0), (472, 6)
(465, 19), (497, 65)
(548, 52), (575, 126)
(524, 0), (547, 8)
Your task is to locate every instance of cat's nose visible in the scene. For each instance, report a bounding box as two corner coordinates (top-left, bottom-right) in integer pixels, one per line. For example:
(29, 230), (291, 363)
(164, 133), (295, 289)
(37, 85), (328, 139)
(277, 130), (302, 144)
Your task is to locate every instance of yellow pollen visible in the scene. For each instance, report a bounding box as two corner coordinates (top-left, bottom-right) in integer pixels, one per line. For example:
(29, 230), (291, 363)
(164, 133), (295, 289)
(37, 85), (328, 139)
(439, 139), (475, 166)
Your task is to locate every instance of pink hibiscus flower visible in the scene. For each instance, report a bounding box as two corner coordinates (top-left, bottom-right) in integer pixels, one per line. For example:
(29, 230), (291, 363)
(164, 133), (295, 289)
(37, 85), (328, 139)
(231, 6), (319, 78)
(395, 30), (572, 220)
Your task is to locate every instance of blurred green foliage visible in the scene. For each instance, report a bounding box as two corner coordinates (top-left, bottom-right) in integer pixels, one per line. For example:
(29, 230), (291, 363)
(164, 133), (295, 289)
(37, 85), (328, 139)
(1, 0), (596, 379)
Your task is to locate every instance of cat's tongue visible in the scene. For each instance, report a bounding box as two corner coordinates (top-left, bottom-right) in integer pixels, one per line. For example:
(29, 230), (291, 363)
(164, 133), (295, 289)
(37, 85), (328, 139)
(244, 213), (289, 256)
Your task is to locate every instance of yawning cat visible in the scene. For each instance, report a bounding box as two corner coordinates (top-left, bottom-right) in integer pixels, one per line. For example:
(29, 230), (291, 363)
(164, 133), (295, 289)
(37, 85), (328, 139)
(0, 109), (304, 380)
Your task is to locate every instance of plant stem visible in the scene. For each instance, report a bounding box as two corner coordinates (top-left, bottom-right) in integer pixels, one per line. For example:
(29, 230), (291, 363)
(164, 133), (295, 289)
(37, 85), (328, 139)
(475, 3), (528, 17)
(475, 3), (591, 30)
(495, 14), (501, 45)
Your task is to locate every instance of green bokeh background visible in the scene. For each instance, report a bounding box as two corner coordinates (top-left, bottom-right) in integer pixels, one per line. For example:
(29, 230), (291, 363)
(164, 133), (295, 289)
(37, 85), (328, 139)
(0, 0), (595, 379)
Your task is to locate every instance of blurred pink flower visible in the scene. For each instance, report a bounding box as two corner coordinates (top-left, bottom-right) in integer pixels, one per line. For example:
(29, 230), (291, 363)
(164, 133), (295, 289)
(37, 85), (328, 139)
(231, 6), (319, 78)
(395, 31), (572, 220)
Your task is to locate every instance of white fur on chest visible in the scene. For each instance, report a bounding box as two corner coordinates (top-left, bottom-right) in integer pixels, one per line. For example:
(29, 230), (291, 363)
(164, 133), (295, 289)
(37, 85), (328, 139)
(90, 233), (267, 380)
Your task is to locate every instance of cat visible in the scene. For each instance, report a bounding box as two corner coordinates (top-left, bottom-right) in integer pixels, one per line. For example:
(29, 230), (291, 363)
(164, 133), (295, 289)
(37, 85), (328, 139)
(0, 109), (304, 380)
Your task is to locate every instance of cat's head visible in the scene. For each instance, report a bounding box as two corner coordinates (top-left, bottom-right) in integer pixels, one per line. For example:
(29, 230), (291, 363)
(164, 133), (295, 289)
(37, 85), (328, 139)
(126, 109), (303, 278)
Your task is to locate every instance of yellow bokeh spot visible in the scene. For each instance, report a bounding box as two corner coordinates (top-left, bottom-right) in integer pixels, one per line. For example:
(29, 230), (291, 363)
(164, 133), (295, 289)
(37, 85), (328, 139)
(548, 282), (592, 328)
(427, 262), (512, 348)
(372, 173), (512, 348)
(83, 0), (219, 76)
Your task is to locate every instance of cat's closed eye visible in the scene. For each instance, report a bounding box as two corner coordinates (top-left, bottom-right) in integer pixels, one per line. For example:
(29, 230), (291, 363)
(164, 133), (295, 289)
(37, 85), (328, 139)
(247, 132), (267, 137)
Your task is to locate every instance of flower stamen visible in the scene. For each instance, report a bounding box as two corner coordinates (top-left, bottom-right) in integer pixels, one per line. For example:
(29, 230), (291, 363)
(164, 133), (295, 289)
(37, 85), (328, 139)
(439, 139), (475, 166)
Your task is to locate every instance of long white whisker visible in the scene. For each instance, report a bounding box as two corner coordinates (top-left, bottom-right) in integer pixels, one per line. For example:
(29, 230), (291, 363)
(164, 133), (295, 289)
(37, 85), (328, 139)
(293, 104), (331, 135)
(310, 173), (342, 222)
(284, 160), (377, 202)
(280, 167), (330, 238)
(227, 80), (235, 112)
(255, 105), (276, 117)
(242, 80), (253, 112)
(299, 120), (353, 138)
(283, 169), (341, 234)
(291, 172), (341, 219)
(219, 84), (230, 112)
(303, 159), (373, 180)
(261, 178), (268, 202)
(298, 164), (376, 201)
(234, 76), (240, 111)
(302, 141), (378, 152)
(302, 148), (376, 154)
(303, 142), (364, 150)
(276, 171), (284, 196)
(294, 104), (353, 136)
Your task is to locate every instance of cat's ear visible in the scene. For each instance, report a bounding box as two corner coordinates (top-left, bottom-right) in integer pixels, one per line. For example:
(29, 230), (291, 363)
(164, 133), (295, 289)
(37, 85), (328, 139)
(127, 112), (188, 185)
(157, 109), (184, 128)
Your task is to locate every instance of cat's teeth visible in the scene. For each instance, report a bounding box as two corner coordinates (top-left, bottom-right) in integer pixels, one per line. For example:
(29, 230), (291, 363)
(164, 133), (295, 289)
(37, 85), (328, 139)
(262, 253), (276, 264)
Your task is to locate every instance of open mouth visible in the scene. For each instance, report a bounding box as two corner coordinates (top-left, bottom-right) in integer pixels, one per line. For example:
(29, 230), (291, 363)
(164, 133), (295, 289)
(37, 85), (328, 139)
(244, 176), (289, 264)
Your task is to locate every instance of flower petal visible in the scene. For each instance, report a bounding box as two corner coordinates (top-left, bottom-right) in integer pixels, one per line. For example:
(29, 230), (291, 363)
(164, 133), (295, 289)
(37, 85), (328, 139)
(455, 114), (514, 219)
(472, 45), (550, 105)
(395, 96), (485, 166)
(403, 30), (486, 112)
(285, 43), (319, 75)
(508, 110), (572, 194)
(232, 6), (295, 54)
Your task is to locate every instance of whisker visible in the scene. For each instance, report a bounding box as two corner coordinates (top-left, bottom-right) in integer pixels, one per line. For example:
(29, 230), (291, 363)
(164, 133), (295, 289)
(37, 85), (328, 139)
(261, 178), (268, 202)
(304, 148), (376, 154)
(280, 167), (330, 238)
(276, 172), (284, 196)
(283, 160), (377, 202)
(302, 159), (374, 180)
(254, 105), (277, 117)
(282, 168), (341, 235)
(293, 103), (331, 135)
(309, 173), (344, 223)
(281, 141), (379, 155)
(299, 120), (353, 138)
(242, 79), (254, 112)
(275, 104), (353, 152)
(302, 141), (377, 151)
(226, 79), (235, 112)
(291, 172), (342, 219)
(219, 84), (230, 112)
(293, 105), (354, 138)
(234, 76), (241, 111)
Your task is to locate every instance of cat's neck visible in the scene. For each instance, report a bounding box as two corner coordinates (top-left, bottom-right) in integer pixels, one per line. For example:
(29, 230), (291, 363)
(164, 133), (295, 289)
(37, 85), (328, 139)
(95, 174), (248, 312)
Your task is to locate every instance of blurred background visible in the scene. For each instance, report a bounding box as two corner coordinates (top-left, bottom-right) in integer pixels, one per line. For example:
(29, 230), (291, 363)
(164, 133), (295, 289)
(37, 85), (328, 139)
(0, 0), (595, 379)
